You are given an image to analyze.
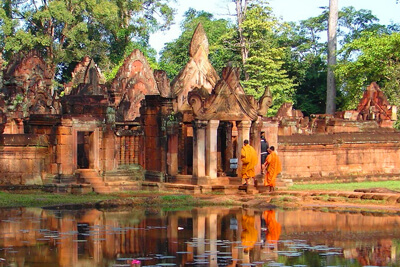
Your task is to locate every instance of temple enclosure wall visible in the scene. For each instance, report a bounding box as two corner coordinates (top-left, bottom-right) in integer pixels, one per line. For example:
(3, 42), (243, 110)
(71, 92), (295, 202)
(0, 135), (51, 184)
(279, 132), (400, 183)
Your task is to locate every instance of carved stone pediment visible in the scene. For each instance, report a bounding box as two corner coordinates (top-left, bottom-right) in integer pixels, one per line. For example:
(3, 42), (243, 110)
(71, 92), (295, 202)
(65, 56), (107, 96)
(2, 50), (55, 117)
(110, 49), (159, 122)
(189, 66), (258, 121)
(357, 82), (394, 122)
(171, 23), (219, 112)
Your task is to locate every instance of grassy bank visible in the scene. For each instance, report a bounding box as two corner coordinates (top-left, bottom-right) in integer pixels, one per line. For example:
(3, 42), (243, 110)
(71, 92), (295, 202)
(0, 190), (219, 209)
(288, 180), (400, 191)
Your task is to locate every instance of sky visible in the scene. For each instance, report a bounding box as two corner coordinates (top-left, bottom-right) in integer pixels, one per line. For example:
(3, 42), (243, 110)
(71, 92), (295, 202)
(149, 0), (400, 55)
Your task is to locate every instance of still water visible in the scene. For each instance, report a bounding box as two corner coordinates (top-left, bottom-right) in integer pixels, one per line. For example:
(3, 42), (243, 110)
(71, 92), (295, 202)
(0, 207), (399, 267)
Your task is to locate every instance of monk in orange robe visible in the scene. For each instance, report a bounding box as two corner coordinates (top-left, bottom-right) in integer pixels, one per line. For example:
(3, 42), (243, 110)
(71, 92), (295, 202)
(263, 146), (281, 192)
(263, 210), (281, 246)
(241, 139), (258, 185)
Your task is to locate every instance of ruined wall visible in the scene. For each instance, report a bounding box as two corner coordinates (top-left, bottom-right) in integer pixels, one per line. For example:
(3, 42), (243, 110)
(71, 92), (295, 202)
(0, 134), (51, 184)
(279, 132), (400, 182)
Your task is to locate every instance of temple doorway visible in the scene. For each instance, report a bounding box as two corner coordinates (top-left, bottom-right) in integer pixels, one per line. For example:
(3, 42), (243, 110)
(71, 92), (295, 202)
(77, 131), (94, 169)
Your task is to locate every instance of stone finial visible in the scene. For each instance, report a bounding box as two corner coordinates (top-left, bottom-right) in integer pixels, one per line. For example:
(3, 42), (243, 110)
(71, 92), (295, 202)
(154, 70), (172, 98)
(171, 23), (219, 112)
(258, 86), (272, 117)
(189, 23), (209, 57)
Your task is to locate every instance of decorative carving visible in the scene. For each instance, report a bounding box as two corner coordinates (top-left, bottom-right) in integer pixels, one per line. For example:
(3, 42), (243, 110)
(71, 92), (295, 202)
(189, 66), (258, 121)
(1, 50), (55, 117)
(110, 49), (159, 122)
(357, 82), (395, 123)
(171, 23), (219, 112)
(154, 70), (172, 98)
(258, 86), (272, 116)
(64, 56), (107, 96)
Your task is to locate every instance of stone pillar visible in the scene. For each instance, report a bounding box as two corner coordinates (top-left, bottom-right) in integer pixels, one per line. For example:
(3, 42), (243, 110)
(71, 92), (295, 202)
(223, 122), (233, 174)
(167, 121), (179, 176)
(236, 121), (252, 178)
(206, 120), (219, 178)
(262, 120), (279, 152)
(252, 120), (263, 173)
(193, 120), (207, 178)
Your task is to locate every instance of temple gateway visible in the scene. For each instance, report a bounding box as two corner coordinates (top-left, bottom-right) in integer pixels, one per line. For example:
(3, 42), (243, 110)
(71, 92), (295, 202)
(0, 24), (399, 193)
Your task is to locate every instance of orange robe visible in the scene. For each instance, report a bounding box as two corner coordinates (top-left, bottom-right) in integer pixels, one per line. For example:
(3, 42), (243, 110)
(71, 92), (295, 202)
(241, 144), (258, 180)
(263, 210), (281, 244)
(264, 151), (281, 187)
(241, 214), (257, 252)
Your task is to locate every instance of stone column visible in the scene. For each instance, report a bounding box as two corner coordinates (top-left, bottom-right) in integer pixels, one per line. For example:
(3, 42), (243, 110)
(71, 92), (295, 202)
(236, 121), (252, 178)
(206, 120), (219, 178)
(262, 120), (279, 152)
(193, 120), (208, 178)
(167, 121), (179, 176)
(252, 120), (263, 174)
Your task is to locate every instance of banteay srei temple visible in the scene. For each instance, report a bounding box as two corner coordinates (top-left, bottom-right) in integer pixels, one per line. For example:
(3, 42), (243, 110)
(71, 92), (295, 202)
(0, 24), (399, 193)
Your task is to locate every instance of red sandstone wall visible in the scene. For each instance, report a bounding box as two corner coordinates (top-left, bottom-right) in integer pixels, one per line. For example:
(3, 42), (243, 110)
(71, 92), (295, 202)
(279, 133), (400, 181)
(0, 146), (51, 185)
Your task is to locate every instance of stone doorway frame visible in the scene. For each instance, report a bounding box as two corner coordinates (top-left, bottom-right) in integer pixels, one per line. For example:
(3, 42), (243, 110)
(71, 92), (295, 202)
(72, 126), (100, 171)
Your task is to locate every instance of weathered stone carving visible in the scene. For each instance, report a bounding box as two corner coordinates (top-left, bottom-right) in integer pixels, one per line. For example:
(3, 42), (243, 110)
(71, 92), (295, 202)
(171, 23), (219, 112)
(110, 49), (159, 122)
(189, 66), (258, 121)
(64, 56), (107, 96)
(154, 70), (172, 98)
(1, 50), (55, 117)
(258, 86), (272, 116)
(357, 82), (396, 125)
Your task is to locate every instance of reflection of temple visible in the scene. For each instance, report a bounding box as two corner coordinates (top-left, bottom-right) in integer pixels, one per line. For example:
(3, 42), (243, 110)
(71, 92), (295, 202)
(0, 24), (399, 190)
(0, 207), (399, 266)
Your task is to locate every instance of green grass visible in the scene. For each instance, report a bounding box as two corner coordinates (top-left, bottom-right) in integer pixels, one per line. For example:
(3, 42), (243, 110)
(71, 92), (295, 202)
(0, 191), (115, 208)
(288, 180), (400, 191)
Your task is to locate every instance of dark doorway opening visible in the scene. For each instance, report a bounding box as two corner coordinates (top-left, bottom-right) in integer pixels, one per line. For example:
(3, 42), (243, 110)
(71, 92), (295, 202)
(77, 131), (93, 169)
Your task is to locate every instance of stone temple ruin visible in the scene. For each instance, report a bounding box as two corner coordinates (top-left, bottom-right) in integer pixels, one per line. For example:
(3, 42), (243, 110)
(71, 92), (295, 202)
(0, 24), (399, 193)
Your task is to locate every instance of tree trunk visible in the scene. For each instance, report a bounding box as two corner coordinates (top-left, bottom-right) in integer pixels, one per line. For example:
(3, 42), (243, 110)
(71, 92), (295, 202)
(326, 0), (338, 114)
(235, 0), (249, 80)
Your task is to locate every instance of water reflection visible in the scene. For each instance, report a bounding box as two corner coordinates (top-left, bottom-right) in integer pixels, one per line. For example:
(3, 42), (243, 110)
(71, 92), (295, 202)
(0, 207), (399, 266)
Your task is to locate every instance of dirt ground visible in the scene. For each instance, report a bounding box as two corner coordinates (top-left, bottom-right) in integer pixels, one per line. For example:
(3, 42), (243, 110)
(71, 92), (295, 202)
(193, 188), (400, 214)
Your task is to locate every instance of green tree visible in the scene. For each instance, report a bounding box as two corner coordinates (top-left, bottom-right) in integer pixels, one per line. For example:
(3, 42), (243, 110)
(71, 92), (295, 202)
(281, 17), (328, 116)
(336, 32), (400, 109)
(0, 0), (174, 82)
(238, 1), (295, 114)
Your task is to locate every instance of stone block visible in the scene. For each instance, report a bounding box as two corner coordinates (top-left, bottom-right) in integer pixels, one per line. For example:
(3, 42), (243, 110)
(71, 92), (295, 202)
(57, 127), (72, 135)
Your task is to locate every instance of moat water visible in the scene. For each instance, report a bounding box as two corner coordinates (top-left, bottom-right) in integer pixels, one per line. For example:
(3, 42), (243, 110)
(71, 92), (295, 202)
(0, 206), (399, 267)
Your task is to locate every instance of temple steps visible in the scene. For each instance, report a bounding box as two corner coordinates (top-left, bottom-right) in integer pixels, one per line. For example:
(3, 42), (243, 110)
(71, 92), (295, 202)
(76, 169), (112, 194)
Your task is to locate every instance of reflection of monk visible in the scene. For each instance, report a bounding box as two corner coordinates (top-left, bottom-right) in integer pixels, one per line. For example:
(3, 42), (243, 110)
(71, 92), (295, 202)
(241, 212), (258, 253)
(263, 210), (281, 245)
(263, 146), (281, 192)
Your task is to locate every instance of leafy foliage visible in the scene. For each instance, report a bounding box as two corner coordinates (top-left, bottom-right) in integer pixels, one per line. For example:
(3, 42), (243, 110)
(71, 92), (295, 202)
(336, 32), (400, 109)
(0, 0), (174, 82)
(239, 2), (295, 114)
